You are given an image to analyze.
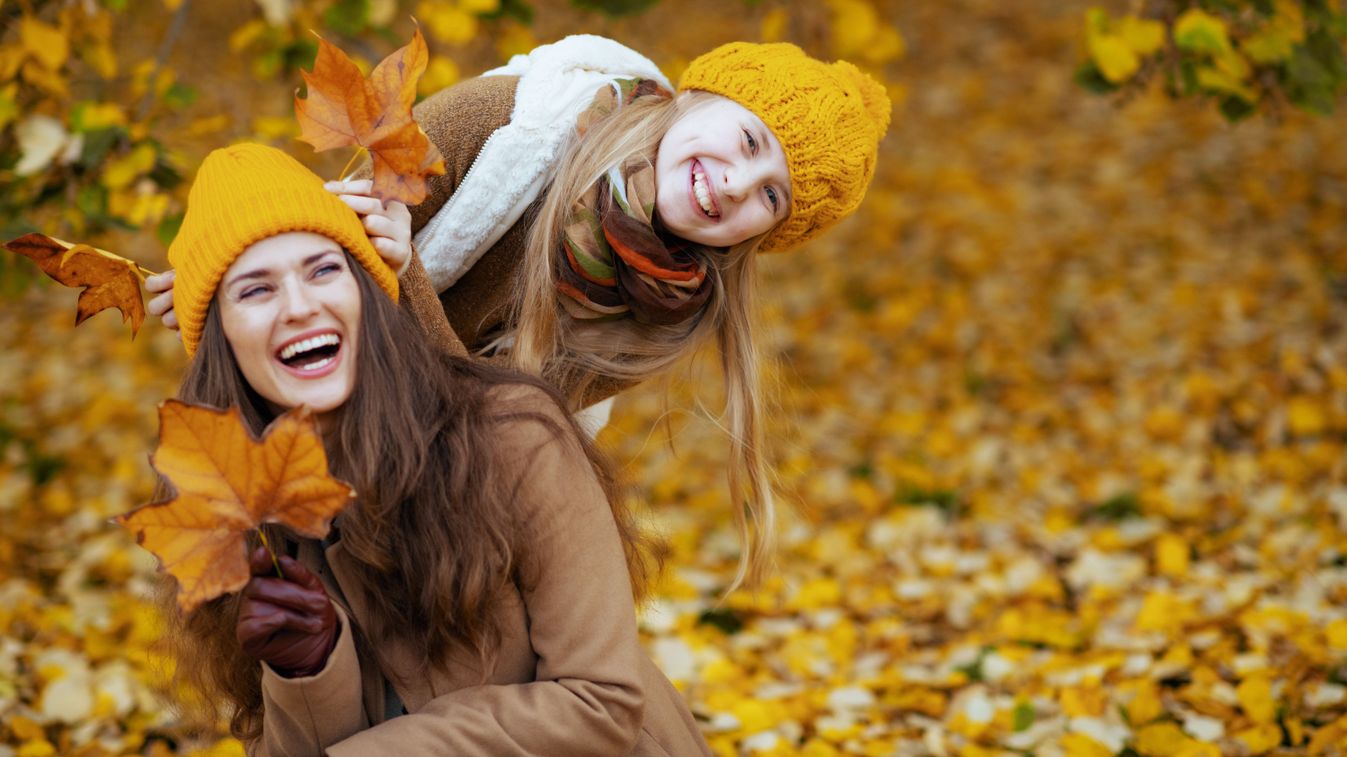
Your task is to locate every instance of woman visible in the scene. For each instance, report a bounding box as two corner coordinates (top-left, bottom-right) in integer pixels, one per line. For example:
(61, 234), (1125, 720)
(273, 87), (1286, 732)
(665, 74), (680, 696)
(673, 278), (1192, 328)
(150, 37), (892, 588)
(160, 143), (711, 755)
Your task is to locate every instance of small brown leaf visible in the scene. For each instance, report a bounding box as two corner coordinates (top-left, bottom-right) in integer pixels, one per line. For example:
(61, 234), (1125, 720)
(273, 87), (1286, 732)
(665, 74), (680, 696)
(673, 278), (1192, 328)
(3, 232), (148, 335)
(116, 400), (356, 613)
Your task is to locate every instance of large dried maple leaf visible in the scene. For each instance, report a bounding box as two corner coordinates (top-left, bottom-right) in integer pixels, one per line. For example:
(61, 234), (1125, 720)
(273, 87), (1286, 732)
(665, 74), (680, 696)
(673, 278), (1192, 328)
(3, 232), (148, 336)
(294, 27), (446, 205)
(117, 400), (356, 613)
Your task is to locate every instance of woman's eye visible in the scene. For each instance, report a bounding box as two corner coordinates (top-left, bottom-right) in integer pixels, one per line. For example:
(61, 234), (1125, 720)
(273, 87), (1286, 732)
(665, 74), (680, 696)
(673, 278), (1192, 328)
(744, 129), (757, 153)
(314, 263), (342, 278)
(765, 186), (778, 210)
(240, 285), (267, 299)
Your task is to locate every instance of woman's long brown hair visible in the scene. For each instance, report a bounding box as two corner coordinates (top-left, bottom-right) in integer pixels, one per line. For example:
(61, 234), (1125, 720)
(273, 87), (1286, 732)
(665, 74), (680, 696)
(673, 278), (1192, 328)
(161, 255), (658, 742)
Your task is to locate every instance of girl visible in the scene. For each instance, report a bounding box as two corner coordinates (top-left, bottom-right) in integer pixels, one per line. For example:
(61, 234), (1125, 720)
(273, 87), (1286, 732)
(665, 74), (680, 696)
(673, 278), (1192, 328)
(149, 36), (892, 588)
(159, 143), (711, 755)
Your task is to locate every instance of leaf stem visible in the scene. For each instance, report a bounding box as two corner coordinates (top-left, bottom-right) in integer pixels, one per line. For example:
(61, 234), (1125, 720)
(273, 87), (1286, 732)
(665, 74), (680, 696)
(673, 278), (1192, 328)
(256, 529), (284, 578)
(337, 147), (368, 182)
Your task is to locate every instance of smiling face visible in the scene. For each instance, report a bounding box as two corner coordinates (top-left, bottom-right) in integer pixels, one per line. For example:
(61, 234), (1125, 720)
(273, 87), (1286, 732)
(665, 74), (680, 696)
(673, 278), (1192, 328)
(654, 93), (792, 248)
(217, 232), (361, 418)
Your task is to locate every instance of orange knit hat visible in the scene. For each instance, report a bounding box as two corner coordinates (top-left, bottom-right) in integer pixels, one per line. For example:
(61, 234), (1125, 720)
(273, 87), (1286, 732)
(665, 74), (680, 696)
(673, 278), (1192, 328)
(680, 42), (892, 252)
(168, 143), (398, 356)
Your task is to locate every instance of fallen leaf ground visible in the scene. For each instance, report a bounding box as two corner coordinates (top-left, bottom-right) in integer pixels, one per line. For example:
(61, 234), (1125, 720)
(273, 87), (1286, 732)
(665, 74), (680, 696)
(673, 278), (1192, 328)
(3, 2), (1347, 755)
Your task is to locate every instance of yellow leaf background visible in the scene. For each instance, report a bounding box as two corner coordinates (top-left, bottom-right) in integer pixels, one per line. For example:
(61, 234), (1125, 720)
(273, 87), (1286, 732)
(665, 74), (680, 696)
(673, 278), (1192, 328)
(3, 1), (1347, 755)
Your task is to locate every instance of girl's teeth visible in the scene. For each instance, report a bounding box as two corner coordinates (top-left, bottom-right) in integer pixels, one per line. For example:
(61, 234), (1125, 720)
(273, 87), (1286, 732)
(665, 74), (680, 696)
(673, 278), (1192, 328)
(297, 356), (334, 371)
(693, 170), (717, 217)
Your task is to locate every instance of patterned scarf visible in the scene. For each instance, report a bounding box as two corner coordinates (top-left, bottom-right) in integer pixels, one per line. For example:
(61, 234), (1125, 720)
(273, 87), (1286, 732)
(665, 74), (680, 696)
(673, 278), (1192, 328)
(556, 79), (714, 327)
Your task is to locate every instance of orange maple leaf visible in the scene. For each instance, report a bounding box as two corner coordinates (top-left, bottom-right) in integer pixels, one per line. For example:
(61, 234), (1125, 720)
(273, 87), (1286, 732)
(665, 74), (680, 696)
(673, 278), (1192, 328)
(116, 400), (356, 613)
(3, 232), (151, 336)
(294, 26), (446, 205)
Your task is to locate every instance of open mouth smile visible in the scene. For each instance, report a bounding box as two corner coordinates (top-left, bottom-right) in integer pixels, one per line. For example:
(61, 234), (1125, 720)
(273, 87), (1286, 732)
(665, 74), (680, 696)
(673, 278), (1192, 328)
(690, 159), (720, 220)
(274, 330), (343, 378)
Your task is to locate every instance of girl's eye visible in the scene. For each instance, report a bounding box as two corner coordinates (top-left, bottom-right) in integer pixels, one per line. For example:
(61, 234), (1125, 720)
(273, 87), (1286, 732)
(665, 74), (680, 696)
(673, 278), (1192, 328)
(765, 186), (779, 211)
(240, 285), (268, 300)
(314, 262), (342, 278)
(744, 129), (758, 154)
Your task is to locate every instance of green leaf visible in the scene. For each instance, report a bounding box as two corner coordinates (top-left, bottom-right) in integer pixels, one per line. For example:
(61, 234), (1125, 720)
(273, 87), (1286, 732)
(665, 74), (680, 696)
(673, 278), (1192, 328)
(697, 608), (745, 635)
(569, 0), (659, 17)
(1307, 28), (1347, 81)
(1180, 59), (1201, 95)
(156, 212), (185, 247)
(0, 218), (38, 241)
(1220, 94), (1257, 121)
(162, 83), (198, 110)
(895, 487), (961, 515)
(1286, 42), (1338, 114)
(79, 127), (124, 170)
(1075, 61), (1119, 94)
(954, 645), (994, 682)
(1087, 491), (1141, 521)
(324, 0), (372, 37)
(1174, 9), (1232, 55)
(76, 184), (109, 220)
(483, 0), (535, 24)
(149, 157), (182, 190)
(1012, 700), (1035, 732)
(290, 38), (321, 71)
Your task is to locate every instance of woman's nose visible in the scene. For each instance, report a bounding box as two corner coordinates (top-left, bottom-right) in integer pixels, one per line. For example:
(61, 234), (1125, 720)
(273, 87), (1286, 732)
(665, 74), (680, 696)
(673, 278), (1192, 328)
(280, 281), (320, 321)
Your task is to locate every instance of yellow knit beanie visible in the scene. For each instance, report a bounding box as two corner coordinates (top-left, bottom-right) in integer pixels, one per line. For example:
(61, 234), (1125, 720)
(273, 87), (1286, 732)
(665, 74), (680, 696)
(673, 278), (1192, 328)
(680, 42), (891, 253)
(168, 143), (398, 357)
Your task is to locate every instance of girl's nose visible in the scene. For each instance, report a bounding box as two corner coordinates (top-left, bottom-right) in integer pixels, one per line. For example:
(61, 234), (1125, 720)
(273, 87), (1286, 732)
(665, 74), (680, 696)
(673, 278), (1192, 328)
(722, 166), (749, 202)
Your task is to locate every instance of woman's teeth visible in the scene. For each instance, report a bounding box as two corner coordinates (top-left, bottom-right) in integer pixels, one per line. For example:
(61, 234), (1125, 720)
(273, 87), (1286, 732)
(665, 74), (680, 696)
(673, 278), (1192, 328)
(693, 169), (718, 217)
(278, 333), (340, 369)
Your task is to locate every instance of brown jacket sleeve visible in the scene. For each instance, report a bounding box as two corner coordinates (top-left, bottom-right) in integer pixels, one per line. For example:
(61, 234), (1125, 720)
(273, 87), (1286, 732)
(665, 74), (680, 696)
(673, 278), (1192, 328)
(319, 385), (646, 755)
(354, 76), (518, 359)
(251, 606), (367, 757)
(398, 245), (467, 358)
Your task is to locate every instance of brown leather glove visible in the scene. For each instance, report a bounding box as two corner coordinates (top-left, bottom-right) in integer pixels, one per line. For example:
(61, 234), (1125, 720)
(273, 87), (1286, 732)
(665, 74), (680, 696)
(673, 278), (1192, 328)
(236, 546), (339, 679)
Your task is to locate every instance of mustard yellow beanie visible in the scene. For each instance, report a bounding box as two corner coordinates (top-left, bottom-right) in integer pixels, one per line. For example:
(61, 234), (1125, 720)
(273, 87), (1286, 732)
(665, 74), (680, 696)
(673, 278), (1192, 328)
(168, 143), (398, 357)
(680, 42), (891, 253)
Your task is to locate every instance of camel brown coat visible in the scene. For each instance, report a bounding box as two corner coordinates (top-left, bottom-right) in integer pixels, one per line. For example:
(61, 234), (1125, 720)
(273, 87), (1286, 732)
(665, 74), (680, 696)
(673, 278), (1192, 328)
(249, 385), (711, 756)
(386, 75), (634, 407)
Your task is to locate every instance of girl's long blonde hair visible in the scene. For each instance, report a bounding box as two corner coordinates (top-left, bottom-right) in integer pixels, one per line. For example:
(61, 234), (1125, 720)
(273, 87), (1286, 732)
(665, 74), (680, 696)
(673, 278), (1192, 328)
(512, 90), (778, 589)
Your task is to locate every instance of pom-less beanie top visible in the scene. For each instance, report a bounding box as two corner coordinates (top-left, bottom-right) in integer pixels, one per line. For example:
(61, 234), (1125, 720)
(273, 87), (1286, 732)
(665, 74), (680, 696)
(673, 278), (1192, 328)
(680, 42), (892, 253)
(167, 143), (398, 356)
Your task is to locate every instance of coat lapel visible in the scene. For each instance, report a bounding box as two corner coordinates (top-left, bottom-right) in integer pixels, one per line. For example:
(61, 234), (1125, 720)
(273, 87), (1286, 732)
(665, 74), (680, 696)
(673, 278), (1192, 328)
(322, 538), (442, 714)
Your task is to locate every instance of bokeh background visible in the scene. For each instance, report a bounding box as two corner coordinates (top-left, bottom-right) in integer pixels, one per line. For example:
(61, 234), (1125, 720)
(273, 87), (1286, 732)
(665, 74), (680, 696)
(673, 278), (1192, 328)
(2, 1), (1347, 754)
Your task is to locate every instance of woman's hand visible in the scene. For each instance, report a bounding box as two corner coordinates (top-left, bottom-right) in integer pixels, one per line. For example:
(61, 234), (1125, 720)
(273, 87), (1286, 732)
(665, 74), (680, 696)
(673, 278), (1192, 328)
(325, 180), (413, 276)
(146, 270), (178, 332)
(236, 546), (339, 679)
(144, 180), (411, 335)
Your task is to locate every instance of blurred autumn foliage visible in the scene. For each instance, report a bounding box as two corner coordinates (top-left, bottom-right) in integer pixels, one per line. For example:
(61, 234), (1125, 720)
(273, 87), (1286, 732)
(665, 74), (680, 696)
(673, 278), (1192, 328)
(1080, 0), (1347, 120)
(3, 1), (1347, 756)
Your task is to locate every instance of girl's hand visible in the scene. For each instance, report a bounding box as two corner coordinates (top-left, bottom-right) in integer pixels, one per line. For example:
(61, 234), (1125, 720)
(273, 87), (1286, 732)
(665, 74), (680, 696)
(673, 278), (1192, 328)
(145, 270), (179, 333)
(236, 547), (339, 679)
(325, 180), (413, 276)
